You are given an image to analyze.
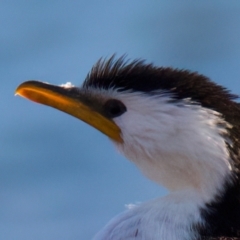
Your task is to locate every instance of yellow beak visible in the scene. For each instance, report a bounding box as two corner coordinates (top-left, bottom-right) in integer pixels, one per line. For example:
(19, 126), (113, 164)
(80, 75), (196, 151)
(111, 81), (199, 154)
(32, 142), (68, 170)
(15, 81), (122, 143)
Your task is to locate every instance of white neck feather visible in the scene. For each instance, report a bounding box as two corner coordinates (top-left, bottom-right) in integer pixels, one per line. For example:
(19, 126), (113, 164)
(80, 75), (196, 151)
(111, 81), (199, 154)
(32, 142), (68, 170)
(92, 90), (233, 240)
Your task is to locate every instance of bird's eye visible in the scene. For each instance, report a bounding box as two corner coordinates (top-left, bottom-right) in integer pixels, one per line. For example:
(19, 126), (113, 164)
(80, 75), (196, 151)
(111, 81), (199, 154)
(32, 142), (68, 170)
(104, 99), (127, 118)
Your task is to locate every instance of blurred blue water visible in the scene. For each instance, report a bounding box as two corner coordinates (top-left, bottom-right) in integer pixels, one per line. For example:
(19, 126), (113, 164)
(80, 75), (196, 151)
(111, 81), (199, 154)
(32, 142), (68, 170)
(1, 1), (240, 239)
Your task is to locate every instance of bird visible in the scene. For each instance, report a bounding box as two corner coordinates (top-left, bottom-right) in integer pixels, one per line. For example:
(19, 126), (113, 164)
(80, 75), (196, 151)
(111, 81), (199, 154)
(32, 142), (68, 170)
(15, 56), (240, 240)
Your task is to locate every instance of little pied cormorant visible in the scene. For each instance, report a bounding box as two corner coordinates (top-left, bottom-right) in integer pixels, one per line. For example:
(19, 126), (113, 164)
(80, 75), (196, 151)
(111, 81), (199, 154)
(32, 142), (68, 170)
(15, 56), (240, 240)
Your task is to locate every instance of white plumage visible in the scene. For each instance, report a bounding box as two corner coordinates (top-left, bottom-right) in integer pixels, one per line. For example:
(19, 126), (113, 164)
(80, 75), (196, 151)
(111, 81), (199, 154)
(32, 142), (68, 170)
(89, 89), (232, 240)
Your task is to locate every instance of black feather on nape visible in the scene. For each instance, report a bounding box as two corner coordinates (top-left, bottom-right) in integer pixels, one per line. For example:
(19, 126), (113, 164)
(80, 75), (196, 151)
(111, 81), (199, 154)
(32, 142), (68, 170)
(83, 55), (237, 98)
(83, 55), (238, 107)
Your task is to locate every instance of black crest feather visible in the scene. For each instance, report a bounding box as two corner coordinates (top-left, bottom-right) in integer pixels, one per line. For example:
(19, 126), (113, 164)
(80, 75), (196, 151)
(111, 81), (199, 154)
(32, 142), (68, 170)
(83, 55), (237, 99)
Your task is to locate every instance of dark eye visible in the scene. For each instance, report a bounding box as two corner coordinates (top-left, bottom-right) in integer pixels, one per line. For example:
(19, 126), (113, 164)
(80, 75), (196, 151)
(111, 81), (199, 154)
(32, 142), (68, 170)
(104, 99), (127, 118)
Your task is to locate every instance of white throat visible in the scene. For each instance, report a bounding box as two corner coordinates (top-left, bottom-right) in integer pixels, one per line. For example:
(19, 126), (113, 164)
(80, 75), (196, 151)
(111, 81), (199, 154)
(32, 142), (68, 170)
(92, 90), (233, 240)
(113, 92), (232, 201)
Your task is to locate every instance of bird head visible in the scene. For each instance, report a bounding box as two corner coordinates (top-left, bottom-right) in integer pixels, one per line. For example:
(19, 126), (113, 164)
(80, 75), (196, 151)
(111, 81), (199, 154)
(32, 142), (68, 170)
(15, 56), (240, 203)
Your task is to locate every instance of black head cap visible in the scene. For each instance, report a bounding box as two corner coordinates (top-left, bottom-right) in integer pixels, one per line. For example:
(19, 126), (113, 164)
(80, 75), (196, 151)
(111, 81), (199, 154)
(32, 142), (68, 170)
(83, 55), (238, 105)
